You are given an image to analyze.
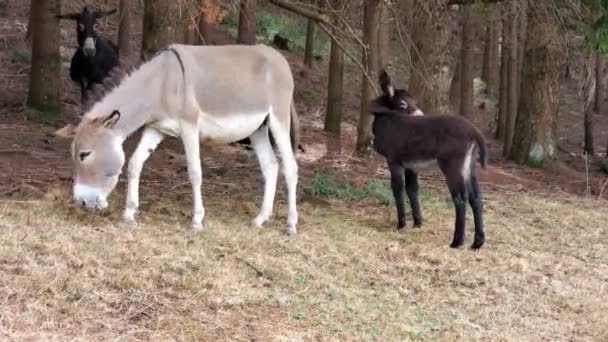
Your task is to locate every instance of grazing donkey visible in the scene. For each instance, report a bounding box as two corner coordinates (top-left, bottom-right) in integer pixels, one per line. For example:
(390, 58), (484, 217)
(54, 44), (301, 235)
(369, 69), (487, 249)
(57, 6), (119, 108)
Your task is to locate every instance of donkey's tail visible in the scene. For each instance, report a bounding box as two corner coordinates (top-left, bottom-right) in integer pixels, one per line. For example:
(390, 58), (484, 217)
(290, 101), (305, 154)
(472, 127), (488, 169)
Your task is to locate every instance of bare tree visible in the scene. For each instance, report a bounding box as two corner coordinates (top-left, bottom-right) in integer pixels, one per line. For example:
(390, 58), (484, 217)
(510, 2), (562, 167)
(496, 3), (509, 140)
(237, 0), (256, 44)
(481, 7), (499, 95)
(27, 0), (62, 119)
(459, 5), (478, 117)
(324, 0), (345, 137)
(304, 17), (316, 67)
(356, 0), (382, 153)
(503, 1), (519, 156)
(409, 0), (450, 113)
(118, 0), (131, 58)
(595, 50), (604, 114)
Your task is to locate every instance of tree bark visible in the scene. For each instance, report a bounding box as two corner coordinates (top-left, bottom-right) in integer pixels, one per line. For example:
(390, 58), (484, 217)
(585, 106), (595, 155)
(516, 0), (528, 105)
(304, 17), (316, 67)
(118, 0), (131, 58)
(237, 0), (256, 44)
(503, 1), (518, 156)
(27, 0), (62, 120)
(377, 2), (389, 69)
(324, 1), (345, 137)
(409, 0), (450, 113)
(509, 2), (561, 167)
(595, 50), (604, 114)
(459, 6), (477, 117)
(141, 0), (186, 59)
(356, 0), (382, 153)
(481, 8), (499, 95)
(495, 4), (509, 140)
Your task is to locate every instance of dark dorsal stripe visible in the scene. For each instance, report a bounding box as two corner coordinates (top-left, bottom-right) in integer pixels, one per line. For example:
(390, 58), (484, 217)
(155, 47), (185, 75)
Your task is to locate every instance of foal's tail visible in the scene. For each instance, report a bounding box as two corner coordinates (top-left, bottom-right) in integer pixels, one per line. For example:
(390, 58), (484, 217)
(471, 127), (488, 169)
(290, 101), (305, 154)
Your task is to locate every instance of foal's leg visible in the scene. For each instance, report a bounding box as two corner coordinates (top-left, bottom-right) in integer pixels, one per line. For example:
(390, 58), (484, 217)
(468, 175), (485, 249)
(388, 161), (406, 230)
(249, 124), (279, 227)
(404, 168), (422, 227)
(123, 127), (164, 225)
(180, 122), (205, 232)
(440, 159), (468, 248)
(268, 112), (298, 235)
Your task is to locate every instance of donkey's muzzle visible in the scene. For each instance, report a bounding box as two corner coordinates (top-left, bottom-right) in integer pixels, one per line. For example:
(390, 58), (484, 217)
(74, 184), (108, 211)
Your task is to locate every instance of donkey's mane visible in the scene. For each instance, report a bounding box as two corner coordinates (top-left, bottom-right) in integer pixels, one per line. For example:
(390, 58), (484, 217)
(82, 59), (145, 112)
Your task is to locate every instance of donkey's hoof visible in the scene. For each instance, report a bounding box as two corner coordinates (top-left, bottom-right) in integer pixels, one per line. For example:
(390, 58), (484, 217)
(413, 220), (423, 228)
(285, 225), (297, 236)
(190, 222), (204, 232)
(471, 240), (485, 250)
(252, 215), (268, 228)
(449, 240), (464, 249)
(122, 216), (137, 228)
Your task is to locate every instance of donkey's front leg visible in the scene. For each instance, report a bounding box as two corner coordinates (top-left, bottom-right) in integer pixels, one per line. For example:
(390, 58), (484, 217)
(388, 161), (406, 230)
(123, 127), (164, 226)
(180, 123), (205, 232)
(404, 168), (423, 227)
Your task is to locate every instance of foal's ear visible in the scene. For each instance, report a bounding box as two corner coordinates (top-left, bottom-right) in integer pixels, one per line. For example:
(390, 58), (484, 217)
(56, 13), (80, 20)
(94, 9), (118, 18)
(53, 124), (77, 139)
(103, 110), (121, 128)
(378, 69), (394, 98)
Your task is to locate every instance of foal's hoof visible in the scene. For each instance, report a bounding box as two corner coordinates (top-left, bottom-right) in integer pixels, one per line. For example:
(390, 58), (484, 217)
(470, 239), (485, 250)
(413, 220), (423, 228)
(122, 216), (137, 228)
(190, 222), (204, 232)
(449, 240), (464, 249)
(252, 215), (268, 228)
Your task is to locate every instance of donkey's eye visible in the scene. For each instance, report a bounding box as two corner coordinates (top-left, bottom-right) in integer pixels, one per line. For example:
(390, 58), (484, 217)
(79, 151), (92, 161)
(78, 23), (85, 31)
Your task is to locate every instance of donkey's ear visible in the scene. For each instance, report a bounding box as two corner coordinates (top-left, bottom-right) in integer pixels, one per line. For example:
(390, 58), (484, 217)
(56, 13), (80, 20)
(378, 69), (394, 98)
(53, 124), (77, 139)
(103, 110), (121, 128)
(94, 9), (118, 18)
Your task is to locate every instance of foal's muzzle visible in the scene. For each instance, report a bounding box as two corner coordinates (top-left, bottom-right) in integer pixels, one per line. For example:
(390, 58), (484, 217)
(73, 184), (108, 211)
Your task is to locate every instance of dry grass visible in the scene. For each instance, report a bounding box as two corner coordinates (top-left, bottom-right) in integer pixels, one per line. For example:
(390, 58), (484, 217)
(1, 182), (607, 341)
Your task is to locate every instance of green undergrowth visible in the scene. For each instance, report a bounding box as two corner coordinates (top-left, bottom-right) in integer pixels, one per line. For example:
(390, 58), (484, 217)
(308, 168), (431, 206)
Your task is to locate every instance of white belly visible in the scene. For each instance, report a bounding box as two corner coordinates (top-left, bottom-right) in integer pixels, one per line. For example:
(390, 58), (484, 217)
(198, 111), (269, 144)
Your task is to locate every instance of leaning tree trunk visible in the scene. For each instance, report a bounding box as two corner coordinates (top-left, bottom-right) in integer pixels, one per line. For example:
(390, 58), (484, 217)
(409, 0), (450, 113)
(459, 5), (477, 118)
(503, 1), (519, 157)
(356, 0), (382, 153)
(141, 0), (187, 59)
(118, 0), (131, 58)
(27, 0), (62, 120)
(237, 0), (256, 44)
(509, 2), (561, 167)
(495, 3), (509, 140)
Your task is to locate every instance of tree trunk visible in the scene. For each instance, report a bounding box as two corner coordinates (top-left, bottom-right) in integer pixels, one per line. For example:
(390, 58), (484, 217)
(495, 4), (509, 140)
(324, 1), (345, 137)
(585, 106), (595, 155)
(27, 0), (62, 120)
(503, 1), (519, 156)
(595, 50), (604, 114)
(481, 8), (499, 95)
(118, 0), (131, 58)
(237, 0), (256, 44)
(409, 0), (450, 113)
(377, 2), (389, 68)
(516, 0), (528, 105)
(304, 17), (316, 67)
(141, 0), (186, 59)
(356, 0), (382, 153)
(459, 6), (477, 117)
(449, 61), (461, 111)
(509, 2), (561, 167)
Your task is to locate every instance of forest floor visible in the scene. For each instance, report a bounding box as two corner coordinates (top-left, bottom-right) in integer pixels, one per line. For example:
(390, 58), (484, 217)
(1, 0), (608, 340)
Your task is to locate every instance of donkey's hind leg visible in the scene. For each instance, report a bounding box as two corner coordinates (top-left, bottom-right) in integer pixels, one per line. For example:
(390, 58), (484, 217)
(180, 122), (205, 232)
(440, 158), (468, 248)
(124, 127), (164, 226)
(249, 123), (279, 227)
(468, 174), (485, 249)
(268, 111), (298, 235)
(388, 161), (406, 230)
(404, 168), (422, 227)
